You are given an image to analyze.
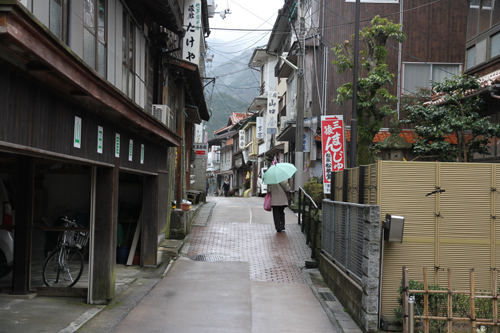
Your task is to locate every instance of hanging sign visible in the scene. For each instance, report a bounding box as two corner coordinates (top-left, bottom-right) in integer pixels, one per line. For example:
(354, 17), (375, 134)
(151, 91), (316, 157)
(194, 124), (203, 143)
(239, 130), (245, 149)
(193, 143), (208, 159)
(182, 0), (201, 66)
(303, 128), (311, 153)
(256, 117), (264, 139)
(267, 91), (278, 134)
(321, 115), (345, 194)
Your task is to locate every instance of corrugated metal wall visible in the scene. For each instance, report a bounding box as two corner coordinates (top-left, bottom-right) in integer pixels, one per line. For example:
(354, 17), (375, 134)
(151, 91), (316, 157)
(332, 164), (377, 204)
(379, 161), (499, 318)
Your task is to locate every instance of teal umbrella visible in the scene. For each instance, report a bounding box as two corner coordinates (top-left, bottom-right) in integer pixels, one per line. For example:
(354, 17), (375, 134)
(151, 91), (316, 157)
(262, 163), (297, 184)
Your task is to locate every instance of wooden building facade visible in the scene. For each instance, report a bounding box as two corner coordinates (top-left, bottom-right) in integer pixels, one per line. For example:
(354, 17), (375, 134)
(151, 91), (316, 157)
(0, 0), (209, 304)
(315, 0), (468, 126)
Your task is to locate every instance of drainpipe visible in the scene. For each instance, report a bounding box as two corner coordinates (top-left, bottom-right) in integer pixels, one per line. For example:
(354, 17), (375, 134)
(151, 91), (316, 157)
(397, 0), (403, 118)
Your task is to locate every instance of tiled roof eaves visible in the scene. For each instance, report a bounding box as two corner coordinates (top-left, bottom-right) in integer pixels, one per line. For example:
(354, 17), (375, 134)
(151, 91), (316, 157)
(425, 73), (500, 106)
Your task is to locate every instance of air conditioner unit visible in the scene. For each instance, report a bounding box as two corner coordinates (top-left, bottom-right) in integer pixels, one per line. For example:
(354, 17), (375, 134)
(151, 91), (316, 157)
(280, 116), (289, 131)
(151, 104), (169, 125)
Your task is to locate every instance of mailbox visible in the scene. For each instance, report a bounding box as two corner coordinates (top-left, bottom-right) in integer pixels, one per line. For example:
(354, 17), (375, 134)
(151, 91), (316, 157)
(383, 214), (405, 243)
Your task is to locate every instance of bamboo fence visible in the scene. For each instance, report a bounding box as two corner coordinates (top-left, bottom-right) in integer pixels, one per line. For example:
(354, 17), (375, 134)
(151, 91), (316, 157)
(402, 266), (499, 333)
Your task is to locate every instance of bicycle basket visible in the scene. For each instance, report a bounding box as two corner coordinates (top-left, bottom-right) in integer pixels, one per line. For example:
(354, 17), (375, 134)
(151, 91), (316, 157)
(74, 231), (89, 249)
(58, 230), (89, 249)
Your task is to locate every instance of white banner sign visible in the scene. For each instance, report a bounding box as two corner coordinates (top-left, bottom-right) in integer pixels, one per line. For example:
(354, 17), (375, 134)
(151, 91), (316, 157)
(239, 130), (246, 149)
(193, 143), (208, 159)
(303, 128), (311, 153)
(194, 124), (203, 143)
(267, 91), (278, 134)
(256, 117), (264, 139)
(182, 0), (201, 66)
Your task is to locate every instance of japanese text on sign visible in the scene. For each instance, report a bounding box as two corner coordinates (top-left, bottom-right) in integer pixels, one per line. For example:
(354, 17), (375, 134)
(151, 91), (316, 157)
(182, 0), (201, 65)
(321, 115), (345, 194)
(267, 91), (278, 134)
(193, 143), (208, 159)
(256, 117), (264, 139)
(239, 130), (245, 149)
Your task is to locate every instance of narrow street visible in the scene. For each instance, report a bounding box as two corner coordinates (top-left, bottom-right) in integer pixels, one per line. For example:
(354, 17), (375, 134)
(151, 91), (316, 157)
(112, 196), (343, 333)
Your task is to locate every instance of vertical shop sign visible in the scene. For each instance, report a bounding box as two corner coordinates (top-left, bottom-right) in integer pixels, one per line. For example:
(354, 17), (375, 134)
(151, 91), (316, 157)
(97, 126), (103, 154)
(115, 133), (120, 158)
(303, 128), (311, 152)
(141, 144), (145, 164)
(321, 115), (345, 194)
(182, 0), (201, 66)
(256, 117), (264, 139)
(74, 116), (82, 148)
(267, 91), (278, 134)
(239, 130), (245, 149)
(128, 139), (133, 161)
(194, 124), (203, 143)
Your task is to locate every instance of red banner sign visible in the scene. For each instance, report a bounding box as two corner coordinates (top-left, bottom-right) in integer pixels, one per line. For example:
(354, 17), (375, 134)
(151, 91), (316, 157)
(321, 115), (345, 194)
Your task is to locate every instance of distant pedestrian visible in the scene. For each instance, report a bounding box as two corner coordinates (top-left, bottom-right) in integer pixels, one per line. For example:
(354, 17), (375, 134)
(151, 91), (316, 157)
(206, 179), (209, 196)
(222, 178), (230, 197)
(267, 180), (290, 232)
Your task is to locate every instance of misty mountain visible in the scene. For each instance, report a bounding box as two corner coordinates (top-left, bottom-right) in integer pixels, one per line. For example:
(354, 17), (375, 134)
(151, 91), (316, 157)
(204, 47), (261, 139)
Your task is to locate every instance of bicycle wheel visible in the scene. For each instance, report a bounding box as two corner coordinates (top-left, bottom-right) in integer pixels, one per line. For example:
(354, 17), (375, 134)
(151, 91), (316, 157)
(42, 246), (84, 287)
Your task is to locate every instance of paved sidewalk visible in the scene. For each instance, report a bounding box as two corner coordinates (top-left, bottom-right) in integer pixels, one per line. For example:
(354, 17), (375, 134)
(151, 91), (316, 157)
(114, 197), (362, 332)
(0, 197), (363, 332)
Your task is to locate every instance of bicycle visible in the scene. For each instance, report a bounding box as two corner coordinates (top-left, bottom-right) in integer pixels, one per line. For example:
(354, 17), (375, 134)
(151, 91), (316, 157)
(42, 216), (89, 287)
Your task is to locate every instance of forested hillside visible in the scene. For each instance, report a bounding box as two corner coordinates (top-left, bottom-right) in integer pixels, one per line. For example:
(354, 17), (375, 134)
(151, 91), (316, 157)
(204, 48), (261, 138)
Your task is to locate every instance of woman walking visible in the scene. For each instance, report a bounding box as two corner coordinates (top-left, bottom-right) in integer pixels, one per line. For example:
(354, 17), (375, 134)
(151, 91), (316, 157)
(222, 178), (230, 197)
(267, 180), (290, 232)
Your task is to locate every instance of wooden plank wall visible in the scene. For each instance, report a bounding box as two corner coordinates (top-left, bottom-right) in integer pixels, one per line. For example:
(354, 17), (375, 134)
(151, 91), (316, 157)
(318, 0), (468, 125)
(0, 64), (168, 174)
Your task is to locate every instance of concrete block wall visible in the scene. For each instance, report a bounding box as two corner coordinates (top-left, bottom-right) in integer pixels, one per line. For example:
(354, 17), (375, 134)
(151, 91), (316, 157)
(361, 205), (381, 332)
(319, 202), (381, 333)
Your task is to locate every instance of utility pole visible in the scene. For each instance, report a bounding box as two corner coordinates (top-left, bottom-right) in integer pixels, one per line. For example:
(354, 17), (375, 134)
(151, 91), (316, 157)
(295, 0), (305, 196)
(350, 0), (361, 168)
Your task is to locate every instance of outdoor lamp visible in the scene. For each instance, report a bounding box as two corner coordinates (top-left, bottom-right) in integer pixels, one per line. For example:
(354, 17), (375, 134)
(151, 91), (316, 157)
(382, 214), (405, 243)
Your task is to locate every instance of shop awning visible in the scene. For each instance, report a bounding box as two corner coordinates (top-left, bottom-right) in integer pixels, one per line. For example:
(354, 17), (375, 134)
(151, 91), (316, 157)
(266, 143), (285, 156)
(276, 123), (297, 142)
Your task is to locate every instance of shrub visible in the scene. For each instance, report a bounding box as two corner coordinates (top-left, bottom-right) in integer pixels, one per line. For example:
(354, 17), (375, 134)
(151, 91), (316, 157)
(302, 180), (324, 209)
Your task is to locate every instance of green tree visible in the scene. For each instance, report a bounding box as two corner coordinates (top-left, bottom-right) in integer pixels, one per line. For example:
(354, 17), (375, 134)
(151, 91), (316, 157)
(402, 74), (500, 162)
(333, 16), (406, 165)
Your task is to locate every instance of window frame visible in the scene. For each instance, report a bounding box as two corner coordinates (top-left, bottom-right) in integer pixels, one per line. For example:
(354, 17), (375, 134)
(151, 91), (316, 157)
(345, 0), (398, 3)
(83, 0), (107, 77)
(122, 11), (135, 99)
(49, 0), (66, 41)
(402, 62), (463, 94)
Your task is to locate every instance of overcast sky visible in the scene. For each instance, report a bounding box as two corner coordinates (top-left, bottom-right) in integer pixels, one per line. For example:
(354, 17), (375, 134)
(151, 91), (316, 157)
(206, 0), (284, 64)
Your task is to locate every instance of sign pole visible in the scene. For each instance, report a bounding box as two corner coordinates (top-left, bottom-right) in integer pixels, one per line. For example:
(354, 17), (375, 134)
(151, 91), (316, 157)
(350, 0), (361, 168)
